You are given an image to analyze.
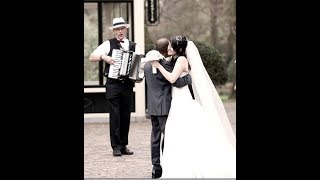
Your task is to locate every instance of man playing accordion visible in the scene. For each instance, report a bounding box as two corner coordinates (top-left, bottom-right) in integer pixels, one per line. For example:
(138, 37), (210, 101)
(89, 17), (141, 157)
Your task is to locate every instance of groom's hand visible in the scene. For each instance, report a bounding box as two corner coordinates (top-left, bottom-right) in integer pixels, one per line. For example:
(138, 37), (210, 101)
(173, 74), (192, 88)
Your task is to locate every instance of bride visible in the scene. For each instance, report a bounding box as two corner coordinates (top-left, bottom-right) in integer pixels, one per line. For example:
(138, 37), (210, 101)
(151, 35), (236, 178)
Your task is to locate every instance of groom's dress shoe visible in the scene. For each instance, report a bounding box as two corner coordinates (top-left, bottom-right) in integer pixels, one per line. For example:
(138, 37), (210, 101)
(121, 147), (133, 155)
(152, 165), (162, 179)
(113, 149), (122, 156)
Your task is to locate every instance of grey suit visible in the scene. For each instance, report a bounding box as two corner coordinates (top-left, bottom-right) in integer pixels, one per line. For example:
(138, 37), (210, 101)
(144, 58), (192, 167)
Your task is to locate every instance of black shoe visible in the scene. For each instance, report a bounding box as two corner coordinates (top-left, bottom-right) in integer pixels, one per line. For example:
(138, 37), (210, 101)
(113, 149), (121, 156)
(121, 147), (133, 155)
(152, 165), (162, 179)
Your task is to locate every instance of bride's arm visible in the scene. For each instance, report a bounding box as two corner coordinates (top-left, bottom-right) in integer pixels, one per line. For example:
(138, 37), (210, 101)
(152, 56), (188, 84)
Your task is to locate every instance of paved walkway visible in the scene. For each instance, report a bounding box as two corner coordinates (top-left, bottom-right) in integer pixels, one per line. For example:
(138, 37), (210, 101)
(84, 101), (236, 179)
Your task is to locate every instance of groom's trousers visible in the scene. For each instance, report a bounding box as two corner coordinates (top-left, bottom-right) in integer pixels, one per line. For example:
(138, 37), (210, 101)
(151, 115), (167, 166)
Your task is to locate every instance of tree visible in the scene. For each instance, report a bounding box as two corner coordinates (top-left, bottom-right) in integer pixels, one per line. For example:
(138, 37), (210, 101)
(144, 0), (235, 87)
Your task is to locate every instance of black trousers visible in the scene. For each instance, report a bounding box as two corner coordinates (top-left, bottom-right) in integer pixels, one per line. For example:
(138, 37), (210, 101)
(151, 115), (167, 166)
(105, 78), (134, 150)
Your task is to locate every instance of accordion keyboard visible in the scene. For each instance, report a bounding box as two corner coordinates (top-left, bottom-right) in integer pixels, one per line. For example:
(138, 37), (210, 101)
(108, 49), (125, 79)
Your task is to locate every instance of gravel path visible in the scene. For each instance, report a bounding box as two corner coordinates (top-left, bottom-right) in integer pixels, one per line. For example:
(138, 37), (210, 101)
(84, 100), (236, 178)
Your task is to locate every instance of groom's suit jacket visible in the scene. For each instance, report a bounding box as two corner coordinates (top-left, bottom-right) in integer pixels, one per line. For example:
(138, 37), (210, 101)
(144, 59), (191, 116)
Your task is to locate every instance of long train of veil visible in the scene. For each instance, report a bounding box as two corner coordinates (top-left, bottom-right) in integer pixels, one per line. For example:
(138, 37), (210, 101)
(186, 41), (236, 148)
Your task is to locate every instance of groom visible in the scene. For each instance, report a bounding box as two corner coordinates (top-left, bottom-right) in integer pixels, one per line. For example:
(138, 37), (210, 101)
(143, 38), (192, 179)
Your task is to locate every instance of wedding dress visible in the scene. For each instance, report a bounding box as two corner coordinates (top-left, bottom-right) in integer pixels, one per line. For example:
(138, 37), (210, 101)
(160, 41), (236, 178)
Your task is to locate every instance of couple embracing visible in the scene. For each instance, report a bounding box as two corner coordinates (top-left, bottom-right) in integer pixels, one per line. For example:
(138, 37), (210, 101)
(143, 36), (236, 178)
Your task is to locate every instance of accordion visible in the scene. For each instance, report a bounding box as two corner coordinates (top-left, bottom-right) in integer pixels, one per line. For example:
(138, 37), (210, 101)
(107, 49), (143, 81)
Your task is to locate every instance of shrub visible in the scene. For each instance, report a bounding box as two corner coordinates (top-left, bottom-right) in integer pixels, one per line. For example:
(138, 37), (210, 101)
(193, 41), (228, 86)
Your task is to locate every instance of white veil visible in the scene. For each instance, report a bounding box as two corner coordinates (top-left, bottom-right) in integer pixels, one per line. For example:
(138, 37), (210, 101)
(186, 41), (236, 148)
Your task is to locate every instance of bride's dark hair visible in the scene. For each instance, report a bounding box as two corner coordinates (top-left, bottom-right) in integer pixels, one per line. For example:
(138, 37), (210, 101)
(170, 35), (188, 58)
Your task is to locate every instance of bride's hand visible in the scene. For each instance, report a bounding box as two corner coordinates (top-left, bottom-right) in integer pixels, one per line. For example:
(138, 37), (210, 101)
(151, 60), (161, 68)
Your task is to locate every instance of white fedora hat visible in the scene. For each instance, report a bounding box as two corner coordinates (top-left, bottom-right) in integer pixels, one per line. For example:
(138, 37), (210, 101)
(109, 17), (130, 30)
